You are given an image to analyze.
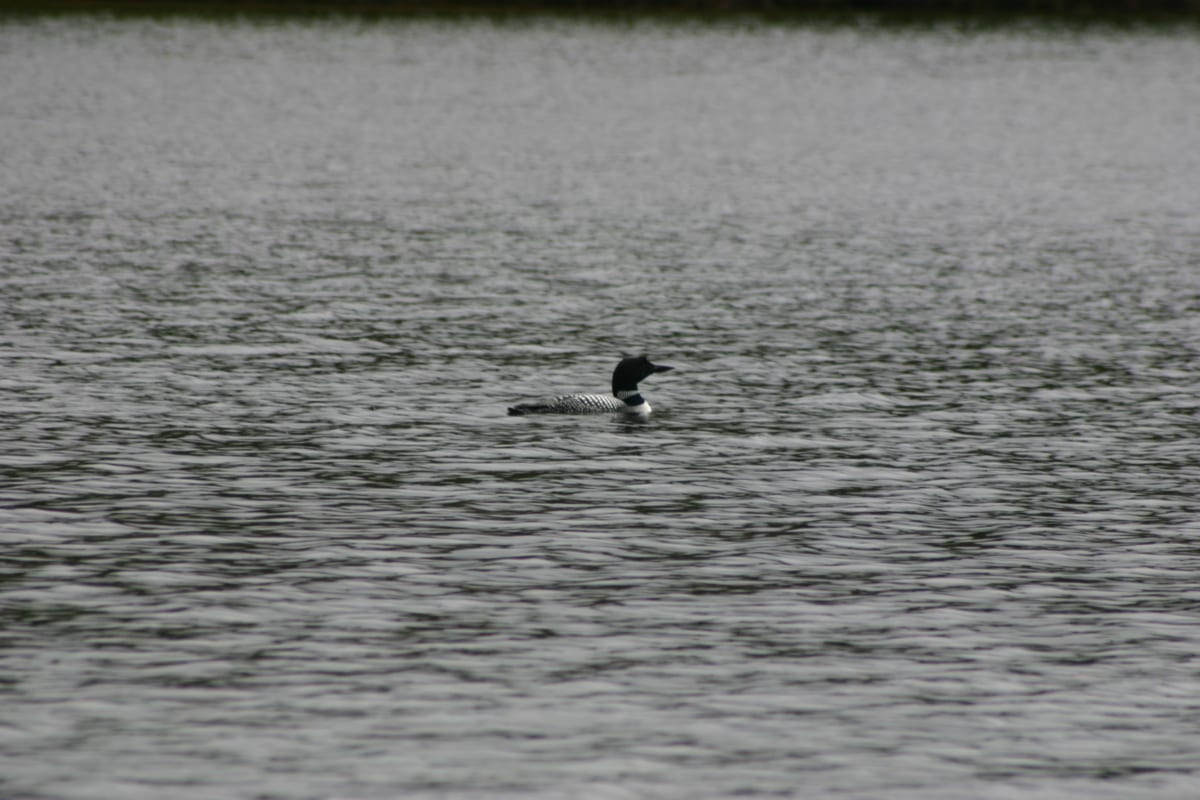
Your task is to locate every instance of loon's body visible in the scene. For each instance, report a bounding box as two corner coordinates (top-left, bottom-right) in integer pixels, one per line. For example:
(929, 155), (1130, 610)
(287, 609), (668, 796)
(507, 355), (674, 416)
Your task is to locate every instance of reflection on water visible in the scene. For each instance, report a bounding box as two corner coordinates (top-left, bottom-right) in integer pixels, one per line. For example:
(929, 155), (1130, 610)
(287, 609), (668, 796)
(3, 14), (1200, 800)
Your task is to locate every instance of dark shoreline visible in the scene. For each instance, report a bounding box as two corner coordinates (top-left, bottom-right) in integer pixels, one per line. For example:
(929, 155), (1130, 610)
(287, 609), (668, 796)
(3, 0), (1199, 21)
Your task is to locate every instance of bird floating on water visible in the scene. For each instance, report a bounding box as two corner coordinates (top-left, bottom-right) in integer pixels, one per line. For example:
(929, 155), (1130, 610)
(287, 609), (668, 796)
(507, 355), (675, 416)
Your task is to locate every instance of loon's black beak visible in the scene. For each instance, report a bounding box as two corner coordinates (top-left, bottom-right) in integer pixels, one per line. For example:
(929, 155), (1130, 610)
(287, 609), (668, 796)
(652, 364), (675, 373)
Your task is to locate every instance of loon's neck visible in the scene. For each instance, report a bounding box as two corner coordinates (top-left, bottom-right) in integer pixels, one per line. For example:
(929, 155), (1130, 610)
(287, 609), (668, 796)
(615, 389), (650, 413)
(615, 389), (641, 404)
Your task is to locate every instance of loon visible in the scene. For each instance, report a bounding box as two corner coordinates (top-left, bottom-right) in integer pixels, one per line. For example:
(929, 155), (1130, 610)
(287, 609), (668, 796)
(507, 355), (675, 416)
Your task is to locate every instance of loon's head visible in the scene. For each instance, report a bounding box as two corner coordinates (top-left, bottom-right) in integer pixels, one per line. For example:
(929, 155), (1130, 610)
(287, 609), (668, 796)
(611, 355), (674, 395)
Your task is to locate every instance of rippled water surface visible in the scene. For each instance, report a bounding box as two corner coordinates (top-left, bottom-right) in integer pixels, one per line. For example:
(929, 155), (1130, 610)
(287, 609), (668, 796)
(4, 15), (1200, 799)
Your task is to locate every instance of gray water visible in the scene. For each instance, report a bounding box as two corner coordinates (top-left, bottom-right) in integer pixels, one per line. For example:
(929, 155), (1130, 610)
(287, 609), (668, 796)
(4, 14), (1200, 799)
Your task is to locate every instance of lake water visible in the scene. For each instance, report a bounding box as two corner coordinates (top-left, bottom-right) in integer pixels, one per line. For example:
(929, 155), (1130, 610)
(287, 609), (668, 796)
(3, 13), (1200, 799)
